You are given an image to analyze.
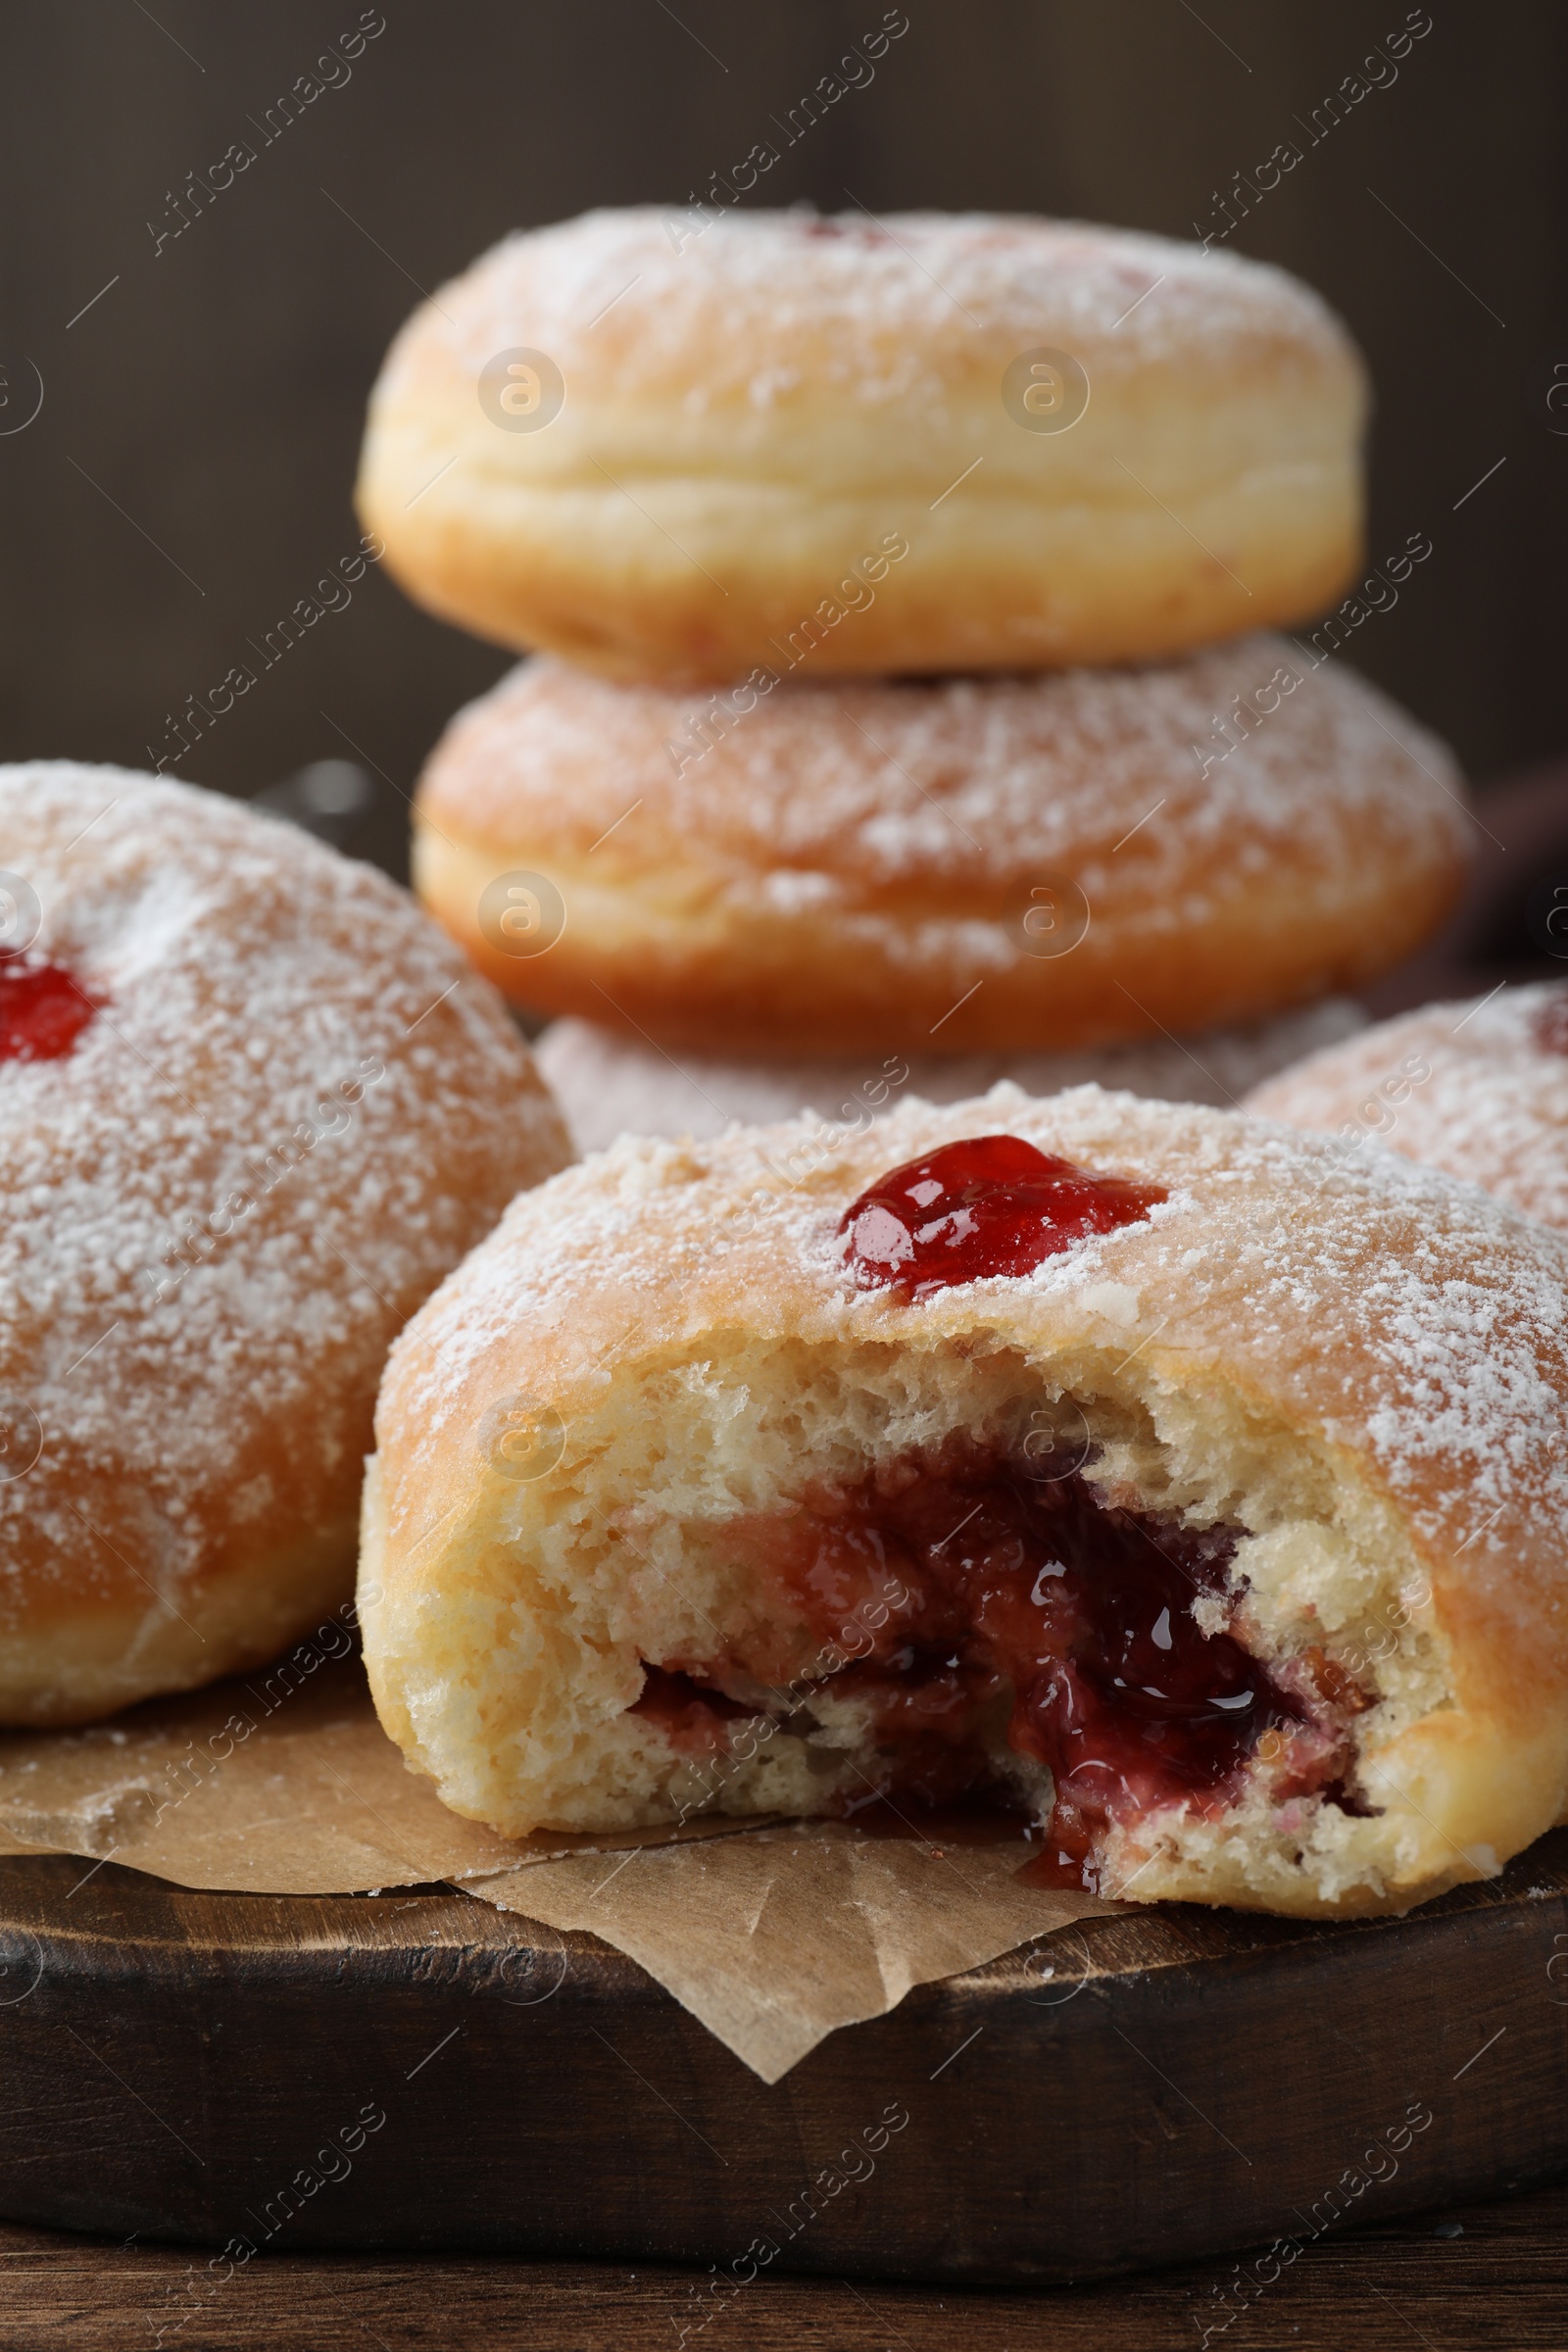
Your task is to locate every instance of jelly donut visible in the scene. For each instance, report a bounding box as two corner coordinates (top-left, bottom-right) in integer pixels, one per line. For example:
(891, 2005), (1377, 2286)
(534, 1000), (1367, 1153)
(1248, 980), (1568, 1233)
(362, 1085), (1568, 1919)
(357, 207), (1367, 682)
(0, 762), (571, 1726)
(414, 641), (1469, 1057)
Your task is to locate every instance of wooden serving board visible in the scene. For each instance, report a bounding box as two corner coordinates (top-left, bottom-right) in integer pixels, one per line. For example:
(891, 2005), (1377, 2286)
(0, 1836), (1565, 2288)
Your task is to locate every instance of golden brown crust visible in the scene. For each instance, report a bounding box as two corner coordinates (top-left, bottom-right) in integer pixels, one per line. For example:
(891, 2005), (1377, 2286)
(363, 1086), (1568, 1917)
(1248, 982), (1568, 1234)
(415, 645), (1470, 1056)
(357, 209), (1367, 680)
(0, 763), (573, 1725)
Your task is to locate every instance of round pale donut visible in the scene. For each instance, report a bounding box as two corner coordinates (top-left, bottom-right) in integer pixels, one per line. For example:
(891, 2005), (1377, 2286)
(1248, 980), (1568, 1231)
(357, 207), (1367, 681)
(361, 1084), (1568, 1919)
(414, 639), (1469, 1057)
(534, 1001), (1367, 1153)
(0, 763), (572, 1726)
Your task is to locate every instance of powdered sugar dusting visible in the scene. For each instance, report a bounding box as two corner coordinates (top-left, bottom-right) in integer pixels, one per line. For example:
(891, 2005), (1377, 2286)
(1249, 981), (1568, 1236)
(383, 1087), (1568, 1623)
(423, 641), (1468, 920)
(402, 208), (1358, 407)
(534, 1001), (1367, 1152)
(0, 762), (569, 1637)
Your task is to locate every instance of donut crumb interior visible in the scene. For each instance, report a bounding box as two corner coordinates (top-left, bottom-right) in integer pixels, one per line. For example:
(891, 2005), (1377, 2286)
(364, 1328), (1447, 1913)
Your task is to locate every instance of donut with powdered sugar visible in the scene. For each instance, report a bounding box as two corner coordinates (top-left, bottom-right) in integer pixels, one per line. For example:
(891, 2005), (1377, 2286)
(414, 642), (1469, 1056)
(1249, 980), (1568, 1235)
(0, 762), (571, 1724)
(362, 1085), (1568, 1918)
(357, 207), (1366, 681)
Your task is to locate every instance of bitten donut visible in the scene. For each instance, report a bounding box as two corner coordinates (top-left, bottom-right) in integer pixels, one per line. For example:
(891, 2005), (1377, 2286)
(362, 1085), (1568, 1920)
(1249, 980), (1568, 1232)
(534, 1001), (1367, 1153)
(0, 763), (571, 1726)
(357, 207), (1367, 681)
(414, 640), (1469, 1057)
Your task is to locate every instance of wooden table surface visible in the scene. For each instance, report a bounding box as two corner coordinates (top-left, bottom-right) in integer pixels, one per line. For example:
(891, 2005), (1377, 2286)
(3, 2179), (1564, 2350)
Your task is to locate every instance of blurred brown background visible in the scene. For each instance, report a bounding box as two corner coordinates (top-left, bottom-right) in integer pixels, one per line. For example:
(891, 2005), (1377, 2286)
(0, 0), (1564, 892)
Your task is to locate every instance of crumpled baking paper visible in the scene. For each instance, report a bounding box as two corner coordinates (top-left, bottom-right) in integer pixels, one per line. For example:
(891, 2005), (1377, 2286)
(0, 1651), (1113, 2078)
(474, 1821), (1115, 2082)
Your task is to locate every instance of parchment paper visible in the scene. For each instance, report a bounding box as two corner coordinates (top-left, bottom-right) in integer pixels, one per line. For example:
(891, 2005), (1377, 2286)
(0, 1653), (1114, 2078)
(475, 1822), (1116, 2082)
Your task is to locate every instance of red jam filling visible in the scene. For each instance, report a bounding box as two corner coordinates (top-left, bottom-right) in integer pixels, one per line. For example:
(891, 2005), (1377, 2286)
(840, 1135), (1166, 1299)
(0, 959), (101, 1061)
(632, 1441), (1358, 1886)
(630, 1666), (755, 1752)
(1532, 992), (1568, 1055)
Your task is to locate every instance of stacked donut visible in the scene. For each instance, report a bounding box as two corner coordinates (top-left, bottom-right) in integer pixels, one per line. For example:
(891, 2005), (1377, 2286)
(349, 217), (1568, 1927)
(358, 207), (1472, 1148)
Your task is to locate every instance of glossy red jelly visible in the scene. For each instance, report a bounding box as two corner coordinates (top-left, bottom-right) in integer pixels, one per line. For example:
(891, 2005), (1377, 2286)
(639, 1441), (1354, 1885)
(840, 1135), (1166, 1299)
(0, 959), (101, 1061)
(630, 1665), (755, 1752)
